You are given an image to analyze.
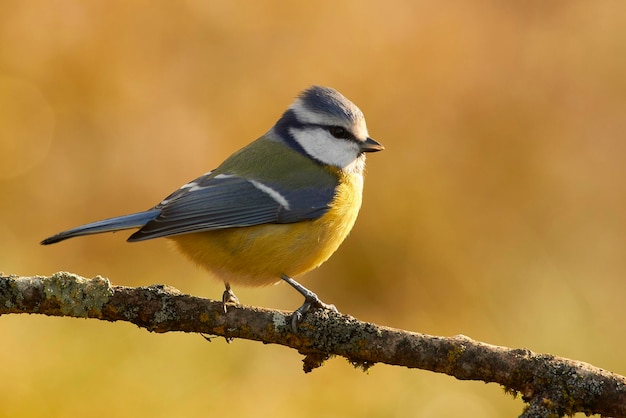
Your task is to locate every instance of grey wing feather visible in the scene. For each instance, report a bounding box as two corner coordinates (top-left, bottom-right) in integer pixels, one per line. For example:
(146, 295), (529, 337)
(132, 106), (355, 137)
(128, 173), (336, 242)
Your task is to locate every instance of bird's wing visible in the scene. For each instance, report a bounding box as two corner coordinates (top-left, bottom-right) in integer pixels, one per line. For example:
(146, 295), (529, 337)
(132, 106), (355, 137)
(127, 171), (337, 242)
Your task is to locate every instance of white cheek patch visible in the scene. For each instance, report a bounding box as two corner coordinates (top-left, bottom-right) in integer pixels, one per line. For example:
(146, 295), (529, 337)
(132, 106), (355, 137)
(289, 127), (361, 168)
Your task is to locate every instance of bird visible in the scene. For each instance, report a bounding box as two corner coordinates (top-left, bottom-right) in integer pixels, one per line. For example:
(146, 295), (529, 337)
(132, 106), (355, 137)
(41, 85), (384, 330)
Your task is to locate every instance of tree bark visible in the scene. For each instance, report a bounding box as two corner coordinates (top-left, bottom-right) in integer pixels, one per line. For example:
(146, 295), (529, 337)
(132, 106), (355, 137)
(1, 272), (624, 417)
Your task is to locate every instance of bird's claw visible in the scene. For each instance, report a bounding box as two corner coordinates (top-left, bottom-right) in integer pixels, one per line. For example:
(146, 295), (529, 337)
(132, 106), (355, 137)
(290, 294), (338, 332)
(280, 275), (337, 332)
(222, 284), (240, 313)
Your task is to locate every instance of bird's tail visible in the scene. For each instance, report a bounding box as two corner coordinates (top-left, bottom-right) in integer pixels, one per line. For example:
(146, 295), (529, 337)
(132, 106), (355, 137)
(41, 209), (160, 245)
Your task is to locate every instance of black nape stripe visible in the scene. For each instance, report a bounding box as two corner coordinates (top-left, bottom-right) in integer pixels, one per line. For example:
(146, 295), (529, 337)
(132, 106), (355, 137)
(273, 109), (314, 156)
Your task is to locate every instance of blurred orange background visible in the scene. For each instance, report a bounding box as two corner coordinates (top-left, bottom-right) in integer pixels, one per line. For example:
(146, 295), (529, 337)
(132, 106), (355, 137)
(2, 1), (626, 416)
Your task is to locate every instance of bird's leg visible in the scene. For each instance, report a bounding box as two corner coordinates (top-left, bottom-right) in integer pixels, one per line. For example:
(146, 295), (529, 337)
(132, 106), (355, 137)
(281, 275), (337, 332)
(222, 282), (240, 313)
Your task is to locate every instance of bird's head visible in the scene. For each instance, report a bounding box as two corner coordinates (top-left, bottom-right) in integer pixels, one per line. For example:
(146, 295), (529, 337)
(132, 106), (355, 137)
(271, 86), (384, 172)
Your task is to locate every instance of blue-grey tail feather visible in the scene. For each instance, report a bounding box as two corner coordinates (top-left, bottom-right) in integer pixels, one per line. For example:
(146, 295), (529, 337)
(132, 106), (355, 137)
(40, 209), (160, 245)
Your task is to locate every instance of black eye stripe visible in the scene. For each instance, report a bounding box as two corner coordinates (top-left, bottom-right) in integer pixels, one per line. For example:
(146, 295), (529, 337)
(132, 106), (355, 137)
(328, 126), (353, 140)
(291, 122), (358, 142)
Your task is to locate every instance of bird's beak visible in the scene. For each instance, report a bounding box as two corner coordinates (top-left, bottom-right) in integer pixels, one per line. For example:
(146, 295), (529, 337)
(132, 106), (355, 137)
(360, 137), (385, 153)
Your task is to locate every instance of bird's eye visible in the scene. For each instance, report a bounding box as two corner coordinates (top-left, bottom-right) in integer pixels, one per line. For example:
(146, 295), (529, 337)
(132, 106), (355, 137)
(329, 126), (350, 139)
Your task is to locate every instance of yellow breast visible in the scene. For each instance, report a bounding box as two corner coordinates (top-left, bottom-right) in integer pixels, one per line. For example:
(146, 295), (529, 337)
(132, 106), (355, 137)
(170, 172), (363, 287)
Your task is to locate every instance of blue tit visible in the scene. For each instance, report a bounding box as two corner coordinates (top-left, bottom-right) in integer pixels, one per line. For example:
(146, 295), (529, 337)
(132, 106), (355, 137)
(42, 85), (384, 329)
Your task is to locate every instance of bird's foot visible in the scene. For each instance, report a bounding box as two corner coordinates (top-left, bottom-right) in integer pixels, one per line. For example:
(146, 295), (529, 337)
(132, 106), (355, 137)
(281, 276), (337, 332)
(222, 283), (240, 313)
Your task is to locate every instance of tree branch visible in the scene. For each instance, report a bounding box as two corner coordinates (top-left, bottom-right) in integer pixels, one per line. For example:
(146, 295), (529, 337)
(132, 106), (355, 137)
(1, 272), (624, 417)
